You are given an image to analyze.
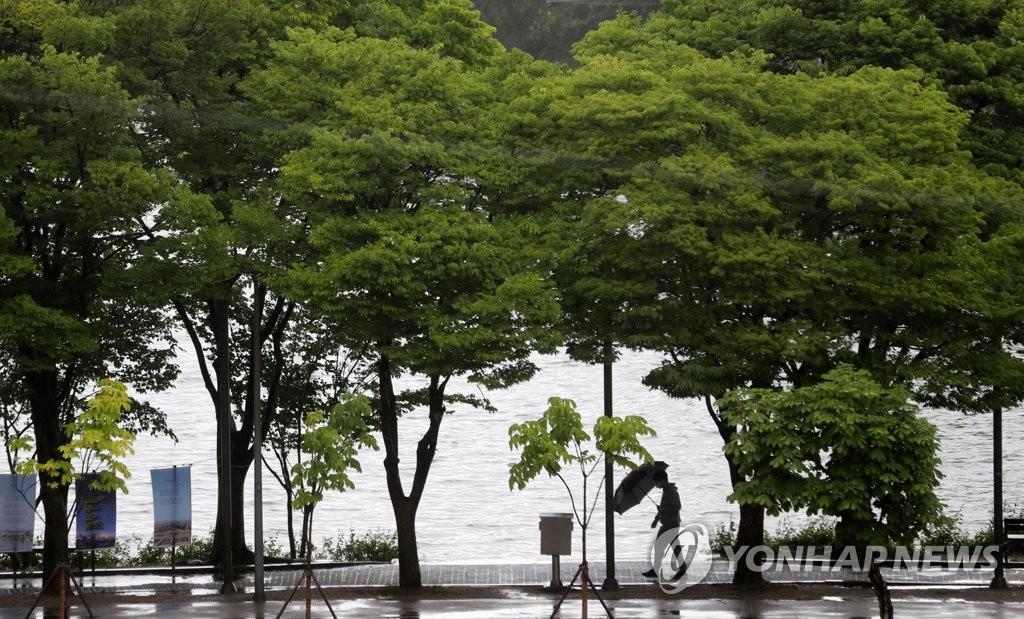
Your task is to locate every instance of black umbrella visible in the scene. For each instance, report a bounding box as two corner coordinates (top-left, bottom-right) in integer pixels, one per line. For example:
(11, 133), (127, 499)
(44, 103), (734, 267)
(613, 461), (669, 515)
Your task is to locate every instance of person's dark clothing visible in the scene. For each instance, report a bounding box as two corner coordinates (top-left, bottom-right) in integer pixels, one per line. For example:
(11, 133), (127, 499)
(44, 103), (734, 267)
(657, 482), (681, 528)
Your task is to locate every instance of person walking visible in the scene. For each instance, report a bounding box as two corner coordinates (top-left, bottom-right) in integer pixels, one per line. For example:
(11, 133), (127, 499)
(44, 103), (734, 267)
(642, 469), (686, 580)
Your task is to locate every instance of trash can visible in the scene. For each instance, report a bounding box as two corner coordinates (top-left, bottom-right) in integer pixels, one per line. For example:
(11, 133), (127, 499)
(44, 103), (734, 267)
(539, 513), (573, 589)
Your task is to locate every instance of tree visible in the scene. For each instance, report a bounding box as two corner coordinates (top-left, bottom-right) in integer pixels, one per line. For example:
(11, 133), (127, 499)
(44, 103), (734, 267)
(10, 378), (137, 598)
(717, 365), (944, 617)
(88, 0), (317, 574)
(281, 394), (376, 616)
(719, 366), (944, 548)
(641, 0), (1024, 414)
(508, 396), (655, 562)
(509, 397), (654, 614)
(247, 9), (563, 585)
(0, 2), (178, 591)
(290, 393), (378, 561)
(532, 11), (1024, 584)
(13, 379), (137, 498)
(651, 0), (1024, 185)
(263, 312), (374, 559)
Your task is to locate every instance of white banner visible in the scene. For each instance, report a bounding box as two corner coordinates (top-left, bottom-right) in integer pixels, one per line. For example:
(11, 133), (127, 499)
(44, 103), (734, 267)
(0, 474), (36, 553)
(151, 466), (192, 548)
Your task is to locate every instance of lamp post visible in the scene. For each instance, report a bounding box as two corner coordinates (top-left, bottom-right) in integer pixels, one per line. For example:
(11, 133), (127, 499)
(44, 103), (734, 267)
(991, 404), (1007, 589)
(252, 286), (266, 602)
(602, 348), (620, 590)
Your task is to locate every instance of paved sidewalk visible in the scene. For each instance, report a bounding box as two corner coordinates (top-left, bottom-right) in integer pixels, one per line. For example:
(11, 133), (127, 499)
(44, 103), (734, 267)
(1, 560), (1022, 618)
(21, 558), (1018, 595)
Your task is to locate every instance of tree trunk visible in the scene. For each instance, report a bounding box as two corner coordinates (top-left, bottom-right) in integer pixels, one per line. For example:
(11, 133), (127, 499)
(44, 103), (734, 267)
(26, 369), (71, 596)
(705, 396), (766, 585)
(377, 357), (447, 588)
(211, 296), (238, 587)
(177, 288), (293, 569)
(210, 411), (257, 568)
(230, 434), (255, 564)
(393, 498), (421, 587)
(733, 503), (767, 585)
(299, 505), (314, 559)
(868, 560), (894, 619)
(286, 484), (297, 560)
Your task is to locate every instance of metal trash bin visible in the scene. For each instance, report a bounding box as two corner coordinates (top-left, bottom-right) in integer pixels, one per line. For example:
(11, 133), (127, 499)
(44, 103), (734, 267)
(539, 513), (573, 589)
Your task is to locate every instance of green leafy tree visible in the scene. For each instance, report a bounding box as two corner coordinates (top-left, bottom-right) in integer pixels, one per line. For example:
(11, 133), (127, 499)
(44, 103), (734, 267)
(718, 366), (943, 548)
(247, 8), (562, 586)
(290, 393), (378, 560)
(9, 379), (136, 592)
(717, 365), (943, 616)
(641, 0), (1024, 417)
(640, 0), (1024, 421)
(263, 311), (374, 559)
(508, 397), (656, 557)
(527, 12), (1024, 585)
(0, 2), (178, 591)
(88, 0), (320, 571)
(13, 379), (136, 496)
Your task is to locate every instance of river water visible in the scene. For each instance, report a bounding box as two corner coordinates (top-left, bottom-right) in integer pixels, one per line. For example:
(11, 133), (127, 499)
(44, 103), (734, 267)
(99, 349), (1023, 564)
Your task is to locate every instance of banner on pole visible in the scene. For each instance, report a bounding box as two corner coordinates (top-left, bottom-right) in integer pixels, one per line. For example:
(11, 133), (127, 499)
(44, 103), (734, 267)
(151, 466), (192, 548)
(76, 473), (116, 550)
(0, 474), (36, 553)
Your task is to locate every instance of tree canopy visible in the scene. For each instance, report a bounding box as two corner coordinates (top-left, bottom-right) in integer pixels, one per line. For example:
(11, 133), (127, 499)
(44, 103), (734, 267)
(524, 9), (1024, 583)
(244, 6), (562, 587)
(0, 1), (179, 589)
(4, 0), (1023, 594)
(649, 0), (1024, 184)
(718, 366), (943, 548)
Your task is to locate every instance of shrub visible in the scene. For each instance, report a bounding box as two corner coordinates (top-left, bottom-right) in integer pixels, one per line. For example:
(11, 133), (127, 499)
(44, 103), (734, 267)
(922, 504), (1024, 549)
(0, 531), (288, 571)
(709, 521), (737, 555)
(764, 517), (837, 549)
(709, 517), (837, 554)
(920, 512), (979, 547)
(711, 508), (1010, 558)
(84, 532), (216, 567)
(316, 529), (398, 562)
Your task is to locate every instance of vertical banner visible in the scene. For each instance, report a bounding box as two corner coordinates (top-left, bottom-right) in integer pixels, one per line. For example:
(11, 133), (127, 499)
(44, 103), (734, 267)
(0, 474), (36, 553)
(151, 466), (192, 547)
(76, 473), (116, 550)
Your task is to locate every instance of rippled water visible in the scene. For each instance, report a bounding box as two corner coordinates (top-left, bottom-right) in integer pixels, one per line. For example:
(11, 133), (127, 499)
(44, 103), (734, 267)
(100, 348), (1024, 564)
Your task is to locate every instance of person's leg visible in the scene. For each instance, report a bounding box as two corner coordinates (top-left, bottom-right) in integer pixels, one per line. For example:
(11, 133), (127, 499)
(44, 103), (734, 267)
(646, 524), (673, 577)
(672, 538), (688, 577)
(644, 525), (669, 577)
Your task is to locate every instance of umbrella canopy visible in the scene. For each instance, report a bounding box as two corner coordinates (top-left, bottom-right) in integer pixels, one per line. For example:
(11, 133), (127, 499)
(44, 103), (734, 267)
(613, 461), (669, 515)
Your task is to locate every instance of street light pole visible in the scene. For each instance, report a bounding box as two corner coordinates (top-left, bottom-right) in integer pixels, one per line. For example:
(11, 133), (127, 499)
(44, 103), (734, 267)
(252, 286), (266, 602)
(991, 404), (1007, 589)
(602, 350), (620, 590)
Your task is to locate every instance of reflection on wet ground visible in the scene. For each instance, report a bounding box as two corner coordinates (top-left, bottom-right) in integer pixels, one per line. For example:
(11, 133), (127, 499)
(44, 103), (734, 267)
(3, 560), (1023, 619)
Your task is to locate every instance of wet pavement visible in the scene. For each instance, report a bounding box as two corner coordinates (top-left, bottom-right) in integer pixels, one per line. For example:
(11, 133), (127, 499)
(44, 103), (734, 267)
(1, 559), (1022, 618)
(10, 595), (1024, 619)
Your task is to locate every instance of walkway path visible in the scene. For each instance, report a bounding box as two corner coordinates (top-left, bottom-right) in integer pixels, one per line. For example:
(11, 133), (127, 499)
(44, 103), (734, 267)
(6, 558), (1017, 597)
(1, 560), (1023, 618)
